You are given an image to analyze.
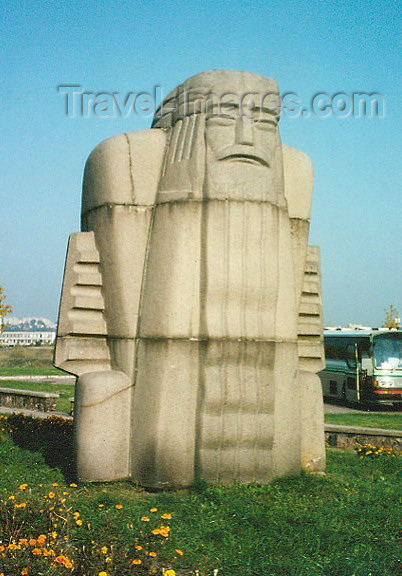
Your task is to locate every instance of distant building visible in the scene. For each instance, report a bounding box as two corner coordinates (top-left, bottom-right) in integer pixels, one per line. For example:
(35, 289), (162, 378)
(4, 317), (57, 331)
(0, 331), (56, 347)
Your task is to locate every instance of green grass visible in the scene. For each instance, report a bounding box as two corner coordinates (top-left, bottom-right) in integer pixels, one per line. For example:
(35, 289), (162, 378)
(0, 365), (65, 376)
(0, 381), (73, 413)
(0, 345), (65, 376)
(0, 414), (400, 576)
(325, 413), (402, 431)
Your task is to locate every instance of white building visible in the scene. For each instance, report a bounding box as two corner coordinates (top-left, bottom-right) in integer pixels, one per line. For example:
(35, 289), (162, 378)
(0, 331), (56, 347)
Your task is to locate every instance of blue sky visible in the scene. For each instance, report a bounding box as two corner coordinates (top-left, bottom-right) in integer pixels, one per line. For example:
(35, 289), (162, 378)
(1, 0), (401, 326)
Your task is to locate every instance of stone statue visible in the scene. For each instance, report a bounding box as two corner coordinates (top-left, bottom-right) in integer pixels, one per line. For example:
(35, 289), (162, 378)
(55, 70), (326, 488)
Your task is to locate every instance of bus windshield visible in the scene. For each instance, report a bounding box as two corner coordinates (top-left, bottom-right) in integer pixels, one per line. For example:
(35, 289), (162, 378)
(373, 333), (402, 369)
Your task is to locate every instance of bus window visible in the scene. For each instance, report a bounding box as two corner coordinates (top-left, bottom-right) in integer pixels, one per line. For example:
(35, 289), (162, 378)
(373, 336), (402, 369)
(346, 344), (357, 369)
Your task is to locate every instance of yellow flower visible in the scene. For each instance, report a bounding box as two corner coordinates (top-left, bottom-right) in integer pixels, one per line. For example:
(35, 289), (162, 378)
(98, 503), (104, 507)
(8, 495), (16, 500)
(70, 483), (78, 487)
(8, 543), (20, 550)
(176, 549), (184, 555)
(150, 507), (157, 512)
(19, 483), (28, 490)
(52, 483), (59, 487)
(164, 571), (176, 576)
(51, 531), (57, 539)
(132, 559), (142, 565)
(141, 516), (150, 522)
(48, 492), (55, 499)
(98, 572), (108, 576)
(21, 569), (29, 575)
(149, 551), (157, 557)
(73, 512), (80, 518)
(135, 545), (142, 550)
(76, 519), (83, 526)
(15, 502), (27, 508)
(115, 504), (123, 509)
(106, 557), (112, 562)
(101, 546), (108, 554)
(161, 513), (172, 519)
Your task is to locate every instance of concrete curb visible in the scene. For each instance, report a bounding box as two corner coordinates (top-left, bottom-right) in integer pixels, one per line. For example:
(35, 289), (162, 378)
(325, 424), (401, 452)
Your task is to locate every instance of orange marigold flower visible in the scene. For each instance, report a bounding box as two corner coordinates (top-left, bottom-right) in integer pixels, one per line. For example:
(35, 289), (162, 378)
(8, 543), (20, 550)
(115, 504), (123, 509)
(21, 569), (29, 575)
(51, 483), (59, 487)
(132, 559), (142, 565)
(55, 555), (73, 568)
(70, 483), (78, 488)
(37, 535), (47, 544)
(161, 513), (172, 519)
(175, 549), (184, 555)
(149, 551), (157, 557)
(135, 545), (142, 550)
(29, 539), (37, 546)
(141, 516), (150, 522)
(19, 484), (28, 490)
(48, 492), (55, 499)
(150, 507), (157, 512)
(15, 502), (27, 508)
(32, 548), (42, 555)
(19, 539), (28, 546)
(43, 549), (56, 556)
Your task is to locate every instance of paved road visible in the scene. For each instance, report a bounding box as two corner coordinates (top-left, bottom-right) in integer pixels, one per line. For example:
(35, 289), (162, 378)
(324, 400), (401, 414)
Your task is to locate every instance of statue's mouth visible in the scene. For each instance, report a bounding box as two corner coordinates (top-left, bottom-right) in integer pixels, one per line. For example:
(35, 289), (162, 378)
(217, 145), (270, 167)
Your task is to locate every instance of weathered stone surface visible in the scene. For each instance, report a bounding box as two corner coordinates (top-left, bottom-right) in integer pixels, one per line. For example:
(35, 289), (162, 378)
(55, 69), (326, 486)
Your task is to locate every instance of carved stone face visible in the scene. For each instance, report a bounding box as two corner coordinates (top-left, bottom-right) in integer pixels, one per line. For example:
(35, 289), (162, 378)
(204, 101), (282, 202)
(155, 70), (284, 203)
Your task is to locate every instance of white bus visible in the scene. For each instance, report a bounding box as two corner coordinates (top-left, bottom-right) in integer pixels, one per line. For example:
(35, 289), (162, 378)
(319, 328), (402, 406)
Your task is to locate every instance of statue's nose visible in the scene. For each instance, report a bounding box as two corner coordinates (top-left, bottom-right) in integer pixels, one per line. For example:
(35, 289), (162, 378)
(235, 117), (254, 145)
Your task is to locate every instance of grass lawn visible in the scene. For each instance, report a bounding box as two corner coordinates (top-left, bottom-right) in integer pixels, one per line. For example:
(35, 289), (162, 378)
(0, 345), (65, 376)
(0, 414), (400, 576)
(0, 380), (73, 413)
(324, 413), (402, 431)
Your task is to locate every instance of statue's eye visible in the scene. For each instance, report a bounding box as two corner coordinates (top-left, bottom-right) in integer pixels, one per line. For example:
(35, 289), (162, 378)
(206, 115), (235, 126)
(253, 118), (276, 131)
